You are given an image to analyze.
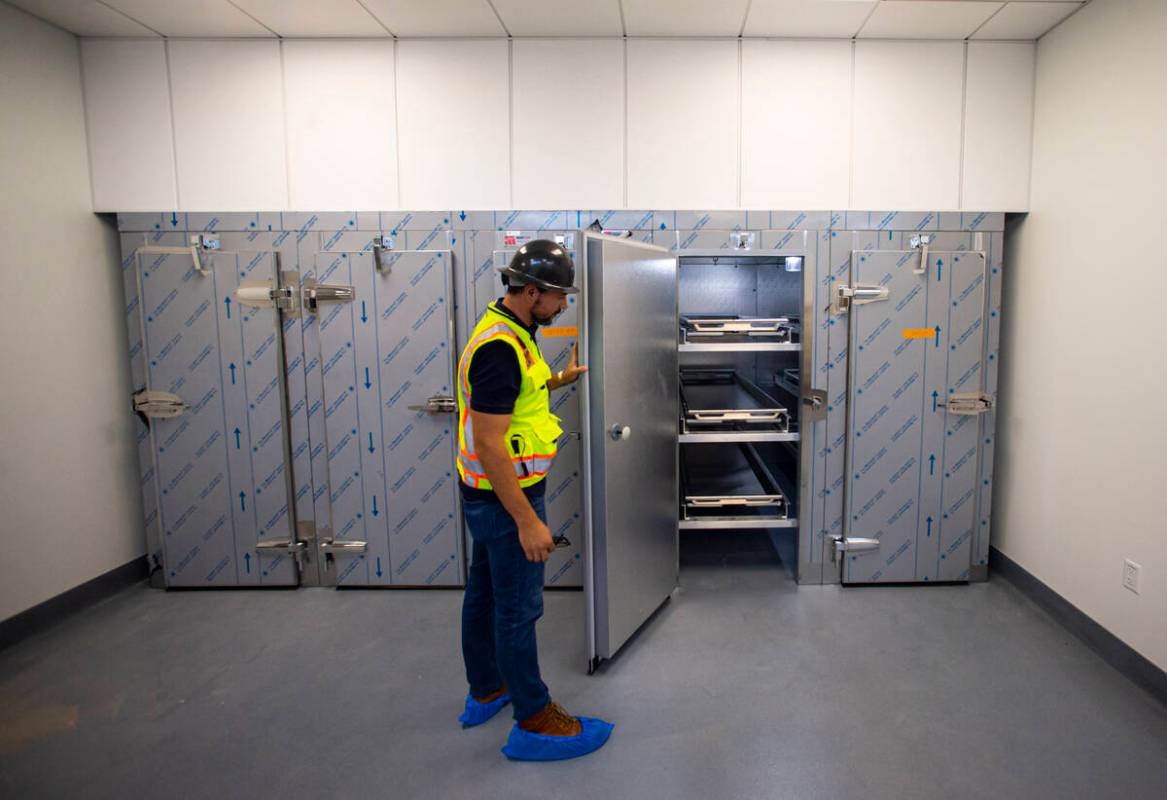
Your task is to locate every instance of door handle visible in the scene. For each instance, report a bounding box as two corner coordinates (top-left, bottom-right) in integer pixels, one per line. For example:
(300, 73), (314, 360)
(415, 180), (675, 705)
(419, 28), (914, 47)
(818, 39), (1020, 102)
(301, 279), (355, 312)
(609, 424), (631, 441)
(408, 395), (456, 415)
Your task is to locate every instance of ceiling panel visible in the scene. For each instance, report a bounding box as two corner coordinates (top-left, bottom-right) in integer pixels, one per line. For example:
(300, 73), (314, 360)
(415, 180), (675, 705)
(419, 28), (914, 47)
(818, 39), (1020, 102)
(972, 2), (1082, 40)
(859, 0), (1003, 39)
(230, 0), (388, 37)
(102, 0), (274, 36)
(7, 0), (157, 36)
(359, 0), (505, 36)
(744, 0), (877, 38)
(492, 0), (623, 36)
(623, 0), (751, 37)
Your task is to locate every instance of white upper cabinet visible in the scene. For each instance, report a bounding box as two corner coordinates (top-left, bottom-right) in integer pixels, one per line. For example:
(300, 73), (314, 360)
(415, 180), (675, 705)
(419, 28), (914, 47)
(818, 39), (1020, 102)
(962, 42), (1035, 211)
(282, 40), (397, 211)
(626, 39), (738, 210)
(168, 40), (288, 211)
(512, 39), (624, 210)
(80, 39), (177, 212)
(396, 40), (509, 210)
(741, 39), (852, 211)
(851, 41), (964, 211)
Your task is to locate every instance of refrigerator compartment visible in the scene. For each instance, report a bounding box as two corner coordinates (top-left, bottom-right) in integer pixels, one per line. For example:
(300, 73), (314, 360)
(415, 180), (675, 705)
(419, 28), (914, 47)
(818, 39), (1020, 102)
(680, 314), (800, 345)
(680, 369), (789, 432)
(680, 442), (790, 520)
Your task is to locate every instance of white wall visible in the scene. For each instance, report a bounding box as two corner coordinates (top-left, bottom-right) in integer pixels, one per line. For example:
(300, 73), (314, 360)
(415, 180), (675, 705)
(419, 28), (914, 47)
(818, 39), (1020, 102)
(996, 0), (1167, 671)
(80, 36), (1034, 213)
(0, 4), (144, 621)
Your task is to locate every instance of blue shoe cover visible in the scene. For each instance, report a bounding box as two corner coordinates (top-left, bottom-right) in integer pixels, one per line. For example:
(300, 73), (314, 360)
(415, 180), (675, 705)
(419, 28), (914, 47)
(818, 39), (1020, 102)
(500, 717), (614, 761)
(458, 692), (510, 728)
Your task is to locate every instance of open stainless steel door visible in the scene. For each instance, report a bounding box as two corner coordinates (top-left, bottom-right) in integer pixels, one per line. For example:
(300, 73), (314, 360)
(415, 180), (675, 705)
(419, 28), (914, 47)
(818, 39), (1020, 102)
(581, 233), (678, 671)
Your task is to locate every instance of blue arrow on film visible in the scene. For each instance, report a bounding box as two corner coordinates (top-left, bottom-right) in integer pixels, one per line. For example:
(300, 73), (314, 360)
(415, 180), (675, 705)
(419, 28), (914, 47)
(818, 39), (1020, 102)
(170, 212), (178, 227)
(239, 491), (246, 512)
(364, 367), (372, 389)
(229, 363), (237, 384)
(929, 453), (936, 475)
(233, 427), (241, 449)
(932, 390), (939, 412)
(376, 556), (383, 577)
(244, 553), (251, 574)
(368, 432), (375, 454)
(459, 211), (467, 222)
(926, 517), (933, 537)
(936, 258), (944, 281)
(224, 296), (232, 319)
(934, 325), (941, 348)
(360, 301), (368, 323)
(371, 495), (379, 517)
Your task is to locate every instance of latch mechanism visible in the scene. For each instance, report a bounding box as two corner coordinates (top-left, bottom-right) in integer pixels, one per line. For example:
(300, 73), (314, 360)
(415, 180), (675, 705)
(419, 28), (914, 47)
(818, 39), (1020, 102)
(830, 536), (880, 562)
(302, 278), (356, 312)
(234, 280), (296, 313)
(831, 284), (889, 315)
(132, 390), (187, 419)
(407, 394), (456, 415)
(938, 392), (994, 415)
(801, 389), (828, 422)
(909, 234), (932, 275)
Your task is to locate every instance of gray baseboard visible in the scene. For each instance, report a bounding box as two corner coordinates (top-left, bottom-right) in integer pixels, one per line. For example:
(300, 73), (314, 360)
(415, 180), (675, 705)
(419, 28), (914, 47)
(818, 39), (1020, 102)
(990, 546), (1166, 707)
(0, 556), (149, 652)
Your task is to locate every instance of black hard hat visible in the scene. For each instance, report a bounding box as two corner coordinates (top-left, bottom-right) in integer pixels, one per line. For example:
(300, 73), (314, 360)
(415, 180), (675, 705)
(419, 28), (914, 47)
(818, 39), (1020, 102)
(497, 239), (579, 294)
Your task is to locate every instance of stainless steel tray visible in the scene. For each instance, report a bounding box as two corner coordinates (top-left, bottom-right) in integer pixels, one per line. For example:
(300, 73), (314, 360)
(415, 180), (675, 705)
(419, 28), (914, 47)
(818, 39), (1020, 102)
(680, 442), (789, 520)
(680, 369), (789, 433)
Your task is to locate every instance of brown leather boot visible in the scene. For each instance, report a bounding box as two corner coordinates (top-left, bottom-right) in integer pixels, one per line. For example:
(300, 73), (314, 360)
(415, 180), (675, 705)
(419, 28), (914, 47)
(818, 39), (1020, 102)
(473, 686), (507, 704)
(518, 701), (583, 737)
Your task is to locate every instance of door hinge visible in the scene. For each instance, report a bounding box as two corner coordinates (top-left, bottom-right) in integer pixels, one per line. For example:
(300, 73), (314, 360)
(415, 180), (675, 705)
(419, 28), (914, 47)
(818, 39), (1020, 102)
(909, 234), (932, 275)
(831, 284), (890, 315)
(302, 278), (356, 312)
(407, 394), (456, 415)
(235, 279), (296, 313)
(939, 392), (994, 416)
(132, 390), (187, 419)
(373, 235), (394, 273)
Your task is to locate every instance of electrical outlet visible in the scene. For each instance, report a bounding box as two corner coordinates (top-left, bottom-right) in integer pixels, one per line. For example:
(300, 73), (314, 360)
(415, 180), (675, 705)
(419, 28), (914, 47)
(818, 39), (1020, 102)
(1122, 560), (1141, 594)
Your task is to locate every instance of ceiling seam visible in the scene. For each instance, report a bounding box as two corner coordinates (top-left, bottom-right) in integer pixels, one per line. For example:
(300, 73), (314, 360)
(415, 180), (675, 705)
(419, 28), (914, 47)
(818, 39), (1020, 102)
(354, 0), (398, 37)
(95, 0), (164, 37)
(966, 1), (1006, 40)
(853, 1), (881, 39)
(484, 0), (511, 37)
(738, 0), (754, 38)
(617, 0), (627, 37)
(222, 0), (281, 37)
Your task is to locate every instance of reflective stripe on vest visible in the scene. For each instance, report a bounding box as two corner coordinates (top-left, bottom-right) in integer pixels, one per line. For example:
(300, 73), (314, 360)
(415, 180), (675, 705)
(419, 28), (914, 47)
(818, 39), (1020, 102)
(455, 305), (561, 490)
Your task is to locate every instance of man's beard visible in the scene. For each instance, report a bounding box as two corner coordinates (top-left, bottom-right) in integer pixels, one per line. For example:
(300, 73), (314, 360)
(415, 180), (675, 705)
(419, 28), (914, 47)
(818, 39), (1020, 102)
(533, 307), (561, 326)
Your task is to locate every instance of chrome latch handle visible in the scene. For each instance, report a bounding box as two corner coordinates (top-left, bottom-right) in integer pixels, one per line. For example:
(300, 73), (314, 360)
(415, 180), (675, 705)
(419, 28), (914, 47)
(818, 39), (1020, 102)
(319, 539), (368, 554)
(938, 392), (994, 416)
(407, 395), (456, 415)
(132, 390), (188, 419)
(301, 279), (355, 312)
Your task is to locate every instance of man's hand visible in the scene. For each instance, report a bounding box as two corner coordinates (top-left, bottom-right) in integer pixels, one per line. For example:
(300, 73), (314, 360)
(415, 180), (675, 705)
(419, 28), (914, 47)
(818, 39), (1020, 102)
(518, 515), (555, 562)
(550, 343), (588, 389)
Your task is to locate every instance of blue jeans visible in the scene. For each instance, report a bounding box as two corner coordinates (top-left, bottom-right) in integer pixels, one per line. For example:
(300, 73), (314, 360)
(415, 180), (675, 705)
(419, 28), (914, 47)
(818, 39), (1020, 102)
(461, 491), (551, 722)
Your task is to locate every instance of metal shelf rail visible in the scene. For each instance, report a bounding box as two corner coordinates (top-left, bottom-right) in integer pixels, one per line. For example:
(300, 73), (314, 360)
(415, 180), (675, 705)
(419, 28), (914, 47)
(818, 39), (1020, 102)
(678, 314), (800, 352)
(679, 442), (795, 530)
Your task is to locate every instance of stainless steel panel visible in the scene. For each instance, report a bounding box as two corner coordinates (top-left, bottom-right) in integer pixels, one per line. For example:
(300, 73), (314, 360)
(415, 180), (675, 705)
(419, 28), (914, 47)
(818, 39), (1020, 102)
(583, 233), (678, 667)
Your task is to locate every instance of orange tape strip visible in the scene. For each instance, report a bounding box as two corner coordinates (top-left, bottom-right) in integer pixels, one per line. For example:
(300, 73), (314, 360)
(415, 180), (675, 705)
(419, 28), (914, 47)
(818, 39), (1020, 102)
(902, 328), (933, 339)
(542, 326), (579, 338)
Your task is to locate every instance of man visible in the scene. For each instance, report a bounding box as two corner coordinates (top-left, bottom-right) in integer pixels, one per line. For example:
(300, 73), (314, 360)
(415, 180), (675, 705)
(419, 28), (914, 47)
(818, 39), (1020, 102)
(455, 240), (613, 762)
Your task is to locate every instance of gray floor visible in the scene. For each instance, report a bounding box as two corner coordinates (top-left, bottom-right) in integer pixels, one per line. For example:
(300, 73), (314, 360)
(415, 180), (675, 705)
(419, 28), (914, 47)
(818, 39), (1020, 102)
(1, 553), (1165, 800)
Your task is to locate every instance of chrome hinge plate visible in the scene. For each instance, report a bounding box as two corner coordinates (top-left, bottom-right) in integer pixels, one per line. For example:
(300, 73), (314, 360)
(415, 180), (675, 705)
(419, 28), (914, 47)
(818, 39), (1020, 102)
(373, 235), (395, 273)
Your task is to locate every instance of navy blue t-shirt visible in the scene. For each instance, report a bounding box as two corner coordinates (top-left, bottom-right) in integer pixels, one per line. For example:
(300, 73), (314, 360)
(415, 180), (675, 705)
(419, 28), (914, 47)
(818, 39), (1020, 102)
(461, 301), (546, 500)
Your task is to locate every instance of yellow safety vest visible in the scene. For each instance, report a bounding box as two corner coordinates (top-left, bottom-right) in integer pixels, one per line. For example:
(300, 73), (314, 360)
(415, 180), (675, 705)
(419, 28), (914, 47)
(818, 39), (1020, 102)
(456, 303), (563, 490)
